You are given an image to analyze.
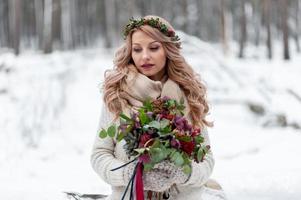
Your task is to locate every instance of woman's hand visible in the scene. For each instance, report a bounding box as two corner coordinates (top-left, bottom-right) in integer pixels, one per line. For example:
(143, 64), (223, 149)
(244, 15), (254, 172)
(123, 160), (190, 192)
(153, 160), (190, 185)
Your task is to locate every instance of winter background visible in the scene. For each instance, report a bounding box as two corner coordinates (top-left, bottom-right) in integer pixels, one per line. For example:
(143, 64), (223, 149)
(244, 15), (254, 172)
(1, 32), (301, 200)
(1, 1), (301, 200)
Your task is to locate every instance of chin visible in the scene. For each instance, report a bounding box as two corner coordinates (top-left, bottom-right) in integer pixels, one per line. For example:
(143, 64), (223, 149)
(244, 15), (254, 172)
(139, 69), (155, 76)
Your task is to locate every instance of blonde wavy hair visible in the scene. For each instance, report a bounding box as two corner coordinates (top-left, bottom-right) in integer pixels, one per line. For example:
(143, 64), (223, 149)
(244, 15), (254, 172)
(102, 15), (212, 128)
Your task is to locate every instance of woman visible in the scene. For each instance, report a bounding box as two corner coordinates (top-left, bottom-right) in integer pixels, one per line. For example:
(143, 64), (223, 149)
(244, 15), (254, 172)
(90, 15), (226, 200)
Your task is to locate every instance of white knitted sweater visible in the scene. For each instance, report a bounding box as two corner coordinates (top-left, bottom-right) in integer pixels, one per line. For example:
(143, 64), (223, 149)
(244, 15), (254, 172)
(90, 103), (215, 200)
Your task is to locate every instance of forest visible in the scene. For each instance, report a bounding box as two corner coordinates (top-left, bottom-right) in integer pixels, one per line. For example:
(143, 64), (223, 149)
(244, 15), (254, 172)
(0, 0), (300, 59)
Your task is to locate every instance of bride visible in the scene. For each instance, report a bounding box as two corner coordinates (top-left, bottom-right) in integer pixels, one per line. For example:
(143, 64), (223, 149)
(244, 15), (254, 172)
(90, 15), (227, 200)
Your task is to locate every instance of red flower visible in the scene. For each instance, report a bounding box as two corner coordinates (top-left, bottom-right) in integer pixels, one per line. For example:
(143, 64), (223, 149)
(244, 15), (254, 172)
(191, 127), (201, 137)
(167, 29), (175, 36)
(179, 140), (195, 156)
(162, 114), (174, 121)
(139, 134), (153, 147)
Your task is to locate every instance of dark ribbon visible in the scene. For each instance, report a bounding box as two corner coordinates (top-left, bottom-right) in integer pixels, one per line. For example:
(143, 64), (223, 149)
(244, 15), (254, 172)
(110, 157), (145, 200)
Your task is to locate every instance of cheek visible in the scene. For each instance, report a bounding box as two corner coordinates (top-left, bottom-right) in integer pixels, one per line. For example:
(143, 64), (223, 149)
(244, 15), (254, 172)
(131, 53), (140, 64)
(157, 51), (166, 64)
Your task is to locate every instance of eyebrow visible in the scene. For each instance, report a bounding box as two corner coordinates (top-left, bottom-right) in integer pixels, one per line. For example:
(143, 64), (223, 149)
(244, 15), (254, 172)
(132, 41), (159, 45)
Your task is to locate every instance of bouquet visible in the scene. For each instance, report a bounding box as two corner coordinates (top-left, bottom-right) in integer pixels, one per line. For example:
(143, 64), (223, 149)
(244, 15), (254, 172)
(99, 96), (210, 199)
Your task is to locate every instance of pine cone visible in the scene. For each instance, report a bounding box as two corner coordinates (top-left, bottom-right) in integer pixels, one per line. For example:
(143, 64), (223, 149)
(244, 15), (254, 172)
(152, 99), (164, 114)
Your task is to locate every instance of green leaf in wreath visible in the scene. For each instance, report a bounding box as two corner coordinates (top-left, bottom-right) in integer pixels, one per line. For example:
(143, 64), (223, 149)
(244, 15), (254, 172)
(107, 125), (116, 137)
(99, 129), (107, 138)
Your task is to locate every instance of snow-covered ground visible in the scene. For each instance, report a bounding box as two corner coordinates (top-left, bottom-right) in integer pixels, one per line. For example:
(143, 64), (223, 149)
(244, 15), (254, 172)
(0, 34), (300, 200)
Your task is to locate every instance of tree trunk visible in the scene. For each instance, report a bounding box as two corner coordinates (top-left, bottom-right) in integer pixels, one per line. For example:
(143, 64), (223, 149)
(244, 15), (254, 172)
(103, 0), (116, 48)
(0, 0), (9, 47)
(196, 0), (204, 39)
(8, 0), (21, 55)
(263, 0), (272, 59)
(220, 0), (228, 55)
(52, 0), (61, 49)
(253, 0), (261, 46)
(238, 0), (247, 58)
(34, 0), (44, 50)
(294, 0), (300, 52)
(280, 0), (290, 60)
(180, 0), (188, 33)
(43, 0), (53, 53)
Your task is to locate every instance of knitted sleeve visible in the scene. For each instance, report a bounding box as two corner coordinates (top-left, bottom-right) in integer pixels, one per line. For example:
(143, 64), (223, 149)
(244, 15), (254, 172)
(90, 103), (127, 186)
(182, 127), (215, 187)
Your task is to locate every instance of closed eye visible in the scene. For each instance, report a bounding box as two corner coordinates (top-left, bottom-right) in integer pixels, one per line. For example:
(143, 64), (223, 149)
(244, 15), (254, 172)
(133, 48), (142, 52)
(150, 47), (159, 51)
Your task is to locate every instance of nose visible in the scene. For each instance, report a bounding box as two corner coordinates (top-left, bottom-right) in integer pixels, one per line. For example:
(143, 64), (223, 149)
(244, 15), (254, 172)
(142, 49), (151, 60)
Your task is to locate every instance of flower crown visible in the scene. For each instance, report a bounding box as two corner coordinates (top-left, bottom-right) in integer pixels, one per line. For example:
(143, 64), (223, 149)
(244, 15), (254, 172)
(123, 17), (180, 42)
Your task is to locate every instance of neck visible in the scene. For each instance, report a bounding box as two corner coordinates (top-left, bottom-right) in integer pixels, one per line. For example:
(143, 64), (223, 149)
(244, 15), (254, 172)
(149, 69), (167, 84)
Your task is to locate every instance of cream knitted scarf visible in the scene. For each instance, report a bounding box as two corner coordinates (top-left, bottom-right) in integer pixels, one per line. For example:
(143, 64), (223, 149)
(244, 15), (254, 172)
(120, 70), (190, 119)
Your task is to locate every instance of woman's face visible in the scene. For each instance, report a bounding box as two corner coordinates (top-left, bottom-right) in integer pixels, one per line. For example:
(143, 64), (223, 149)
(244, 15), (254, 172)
(131, 30), (167, 81)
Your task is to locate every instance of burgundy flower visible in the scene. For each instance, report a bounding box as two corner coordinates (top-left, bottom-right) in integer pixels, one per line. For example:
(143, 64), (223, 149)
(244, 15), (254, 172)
(191, 127), (201, 137)
(171, 139), (181, 149)
(162, 96), (170, 101)
(139, 133), (153, 147)
(179, 140), (195, 156)
(167, 29), (175, 36)
(139, 154), (151, 164)
(162, 114), (174, 121)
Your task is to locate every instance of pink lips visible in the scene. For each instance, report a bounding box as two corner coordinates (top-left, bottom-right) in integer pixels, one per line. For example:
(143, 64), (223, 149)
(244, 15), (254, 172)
(141, 64), (154, 69)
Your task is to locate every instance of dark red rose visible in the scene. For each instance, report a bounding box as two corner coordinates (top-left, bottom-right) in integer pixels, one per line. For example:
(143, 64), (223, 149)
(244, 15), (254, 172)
(162, 114), (174, 121)
(191, 127), (201, 137)
(139, 134), (153, 147)
(179, 140), (195, 156)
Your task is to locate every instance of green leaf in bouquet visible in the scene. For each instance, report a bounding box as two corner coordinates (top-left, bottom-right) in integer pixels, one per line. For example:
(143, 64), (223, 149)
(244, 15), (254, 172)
(150, 147), (166, 163)
(139, 109), (148, 125)
(197, 147), (204, 162)
(194, 135), (204, 144)
(125, 123), (134, 134)
(144, 162), (155, 171)
(107, 125), (116, 137)
(204, 145), (210, 153)
(182, 152), (191, 164)
(149, 121), (160, 130)
(182, 164), (192, 174)
(119, 113), (132, 122)
(151, 139), (161, 148)
(170, 151), (184, 166)
(143, 98), (153, 111)
(116, 132), (125, 142)
(177, 135), (192, 142)
(180, 97), (185, 105)
(167, 99), (176, 108)
(134, 148), (148, 154)
(160, 119), (170, 129)
(99, 129), (107, 138)
(161, 125), (172, 134)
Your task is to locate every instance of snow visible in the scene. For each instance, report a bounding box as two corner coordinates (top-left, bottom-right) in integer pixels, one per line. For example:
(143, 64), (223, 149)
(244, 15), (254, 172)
(0, 34), (301, 200)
